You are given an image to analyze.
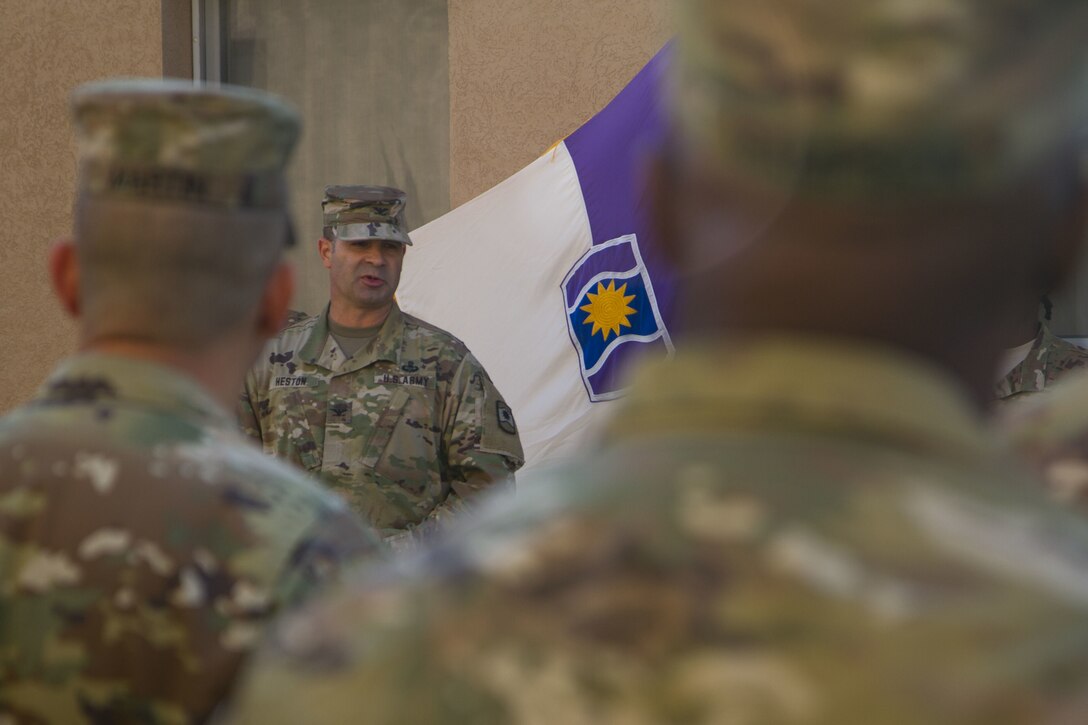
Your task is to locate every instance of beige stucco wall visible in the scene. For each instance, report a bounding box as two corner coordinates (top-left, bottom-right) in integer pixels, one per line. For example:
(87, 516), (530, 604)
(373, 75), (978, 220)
(448, 0), (671, 207)
(0, 0), (162, 411)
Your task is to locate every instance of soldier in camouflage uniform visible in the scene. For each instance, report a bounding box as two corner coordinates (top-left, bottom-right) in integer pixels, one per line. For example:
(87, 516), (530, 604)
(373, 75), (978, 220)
(224, 1), (1088, 722)
(0, 80), (380, 724)
(240, 186), (524, 544)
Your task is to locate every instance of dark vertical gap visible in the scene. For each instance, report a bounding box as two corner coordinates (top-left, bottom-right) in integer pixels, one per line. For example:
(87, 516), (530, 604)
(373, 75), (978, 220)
(214, 0), (229, 82)
(160, 0), (193, 79)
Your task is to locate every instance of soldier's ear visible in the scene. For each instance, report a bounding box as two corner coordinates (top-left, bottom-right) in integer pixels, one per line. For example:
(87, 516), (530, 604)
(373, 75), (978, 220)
(49, 239), (80, 318)
(318, 237), (334, 269)
(257, 261), (295, 337)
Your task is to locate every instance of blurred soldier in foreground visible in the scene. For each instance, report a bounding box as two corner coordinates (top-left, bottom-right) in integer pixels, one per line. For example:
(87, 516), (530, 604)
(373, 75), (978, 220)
(0, 80), (379, 723)
(994, 295), (1088, 403)
(240, 185), (524, 545)
(225, 1), (1088, 723)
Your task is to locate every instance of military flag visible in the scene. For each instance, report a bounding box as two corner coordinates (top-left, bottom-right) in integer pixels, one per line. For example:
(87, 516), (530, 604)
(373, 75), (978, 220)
(399, 46), (674, 472)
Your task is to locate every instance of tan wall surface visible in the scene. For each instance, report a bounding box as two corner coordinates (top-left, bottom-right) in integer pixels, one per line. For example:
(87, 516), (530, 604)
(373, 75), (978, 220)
(448, 0), (671, 207)
(0, 0), (162, 412)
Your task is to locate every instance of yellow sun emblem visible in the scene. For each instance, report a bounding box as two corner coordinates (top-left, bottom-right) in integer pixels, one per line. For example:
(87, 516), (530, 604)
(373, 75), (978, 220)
(580, 280), (637, 341)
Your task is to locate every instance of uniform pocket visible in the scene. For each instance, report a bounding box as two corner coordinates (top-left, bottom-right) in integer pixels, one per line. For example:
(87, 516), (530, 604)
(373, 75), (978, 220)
(360, 387), (409, 469)
(268, 389), (323, 473)
(369, 388), (441, 499)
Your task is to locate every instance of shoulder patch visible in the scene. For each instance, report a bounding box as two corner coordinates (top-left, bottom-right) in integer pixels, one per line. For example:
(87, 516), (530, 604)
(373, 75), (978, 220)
(496, 401), (517, 435)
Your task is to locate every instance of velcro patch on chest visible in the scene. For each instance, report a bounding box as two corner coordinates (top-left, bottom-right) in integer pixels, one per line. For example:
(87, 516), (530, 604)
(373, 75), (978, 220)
(329, 400), (353, 425)
(375, 373), (431, 388)
(271, 375), (310, 388)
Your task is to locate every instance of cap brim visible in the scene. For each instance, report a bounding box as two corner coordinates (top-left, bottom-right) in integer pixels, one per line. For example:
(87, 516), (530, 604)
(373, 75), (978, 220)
(332, 222), (412, 245)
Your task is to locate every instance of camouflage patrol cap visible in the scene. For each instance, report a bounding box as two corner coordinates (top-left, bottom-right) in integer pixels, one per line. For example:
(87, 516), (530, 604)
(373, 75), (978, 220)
(322, 185), (412, 246)
(72, 78), (300, 210)
(673, 0), (1088, 197)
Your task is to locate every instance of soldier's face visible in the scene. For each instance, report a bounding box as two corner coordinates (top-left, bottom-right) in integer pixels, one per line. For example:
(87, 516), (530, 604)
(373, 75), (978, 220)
(320, 237), (406, 312)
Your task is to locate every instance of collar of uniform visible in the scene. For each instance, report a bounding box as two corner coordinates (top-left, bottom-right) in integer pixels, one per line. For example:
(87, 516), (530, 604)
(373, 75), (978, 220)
(33, 353), (234, 429)
(998, 323), (1052, 398)
(302, 303), (403, 373)
(607, 335), (997, 463)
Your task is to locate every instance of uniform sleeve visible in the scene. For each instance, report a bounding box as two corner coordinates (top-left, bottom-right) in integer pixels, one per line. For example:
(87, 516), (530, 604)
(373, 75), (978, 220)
(268, 505), (384, 610)
(382, 361), (524, 551)
(383, 495), (471, 552)
(440, 353), (524, 502)
(237, 370), (264, 443)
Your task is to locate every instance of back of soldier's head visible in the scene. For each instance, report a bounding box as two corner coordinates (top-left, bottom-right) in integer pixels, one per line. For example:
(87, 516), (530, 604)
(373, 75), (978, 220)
(71, 79), (300, 347)
(664, 0), (1088, 393)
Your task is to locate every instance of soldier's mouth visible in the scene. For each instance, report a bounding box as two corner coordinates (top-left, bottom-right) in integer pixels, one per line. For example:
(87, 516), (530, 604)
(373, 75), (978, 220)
(360, 275), (385, 288)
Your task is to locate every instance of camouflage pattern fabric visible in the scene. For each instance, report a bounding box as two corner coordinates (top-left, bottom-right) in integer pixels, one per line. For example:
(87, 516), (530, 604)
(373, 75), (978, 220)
(284, 310), (310, 327)
(673, 0), (1088, 197)
(239, 303), (524, 544)
(0, 354), (381, 724)
(74, 79), (299, 210)
(322, 185), (412, 245)
(995, 323), (1088, 403)
(225, 340), (1088, 724)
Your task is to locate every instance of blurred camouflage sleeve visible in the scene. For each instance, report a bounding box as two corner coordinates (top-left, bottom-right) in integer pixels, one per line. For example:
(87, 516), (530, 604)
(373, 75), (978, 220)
(270, 505), (384, 609)
(238, 367), (266, 443)
(381, 356), (523, 550)
(440, 353), (523, 501)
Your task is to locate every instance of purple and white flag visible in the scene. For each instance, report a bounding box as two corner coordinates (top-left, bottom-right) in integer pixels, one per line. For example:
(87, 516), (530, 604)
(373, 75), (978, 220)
(399, 45), (675, 472)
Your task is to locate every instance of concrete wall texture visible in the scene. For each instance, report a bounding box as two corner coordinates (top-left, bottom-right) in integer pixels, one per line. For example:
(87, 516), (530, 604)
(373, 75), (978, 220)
(0, 2), (669, 411)
(0, 1), (163, 411)
(449, 0), (670, 207)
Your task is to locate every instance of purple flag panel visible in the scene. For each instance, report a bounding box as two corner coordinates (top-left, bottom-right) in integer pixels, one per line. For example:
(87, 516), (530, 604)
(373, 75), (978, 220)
(560, 43), (677, 402)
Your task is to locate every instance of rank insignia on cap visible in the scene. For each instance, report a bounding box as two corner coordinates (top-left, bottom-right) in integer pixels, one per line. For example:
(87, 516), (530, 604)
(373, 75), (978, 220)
(496, 401), (517, 435)
(561, 234), (674, 402)
(322, 185), (412, 245)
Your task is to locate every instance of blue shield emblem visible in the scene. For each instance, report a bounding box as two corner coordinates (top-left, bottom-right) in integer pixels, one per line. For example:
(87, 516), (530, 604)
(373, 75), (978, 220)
(562, 235), (673, 402)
